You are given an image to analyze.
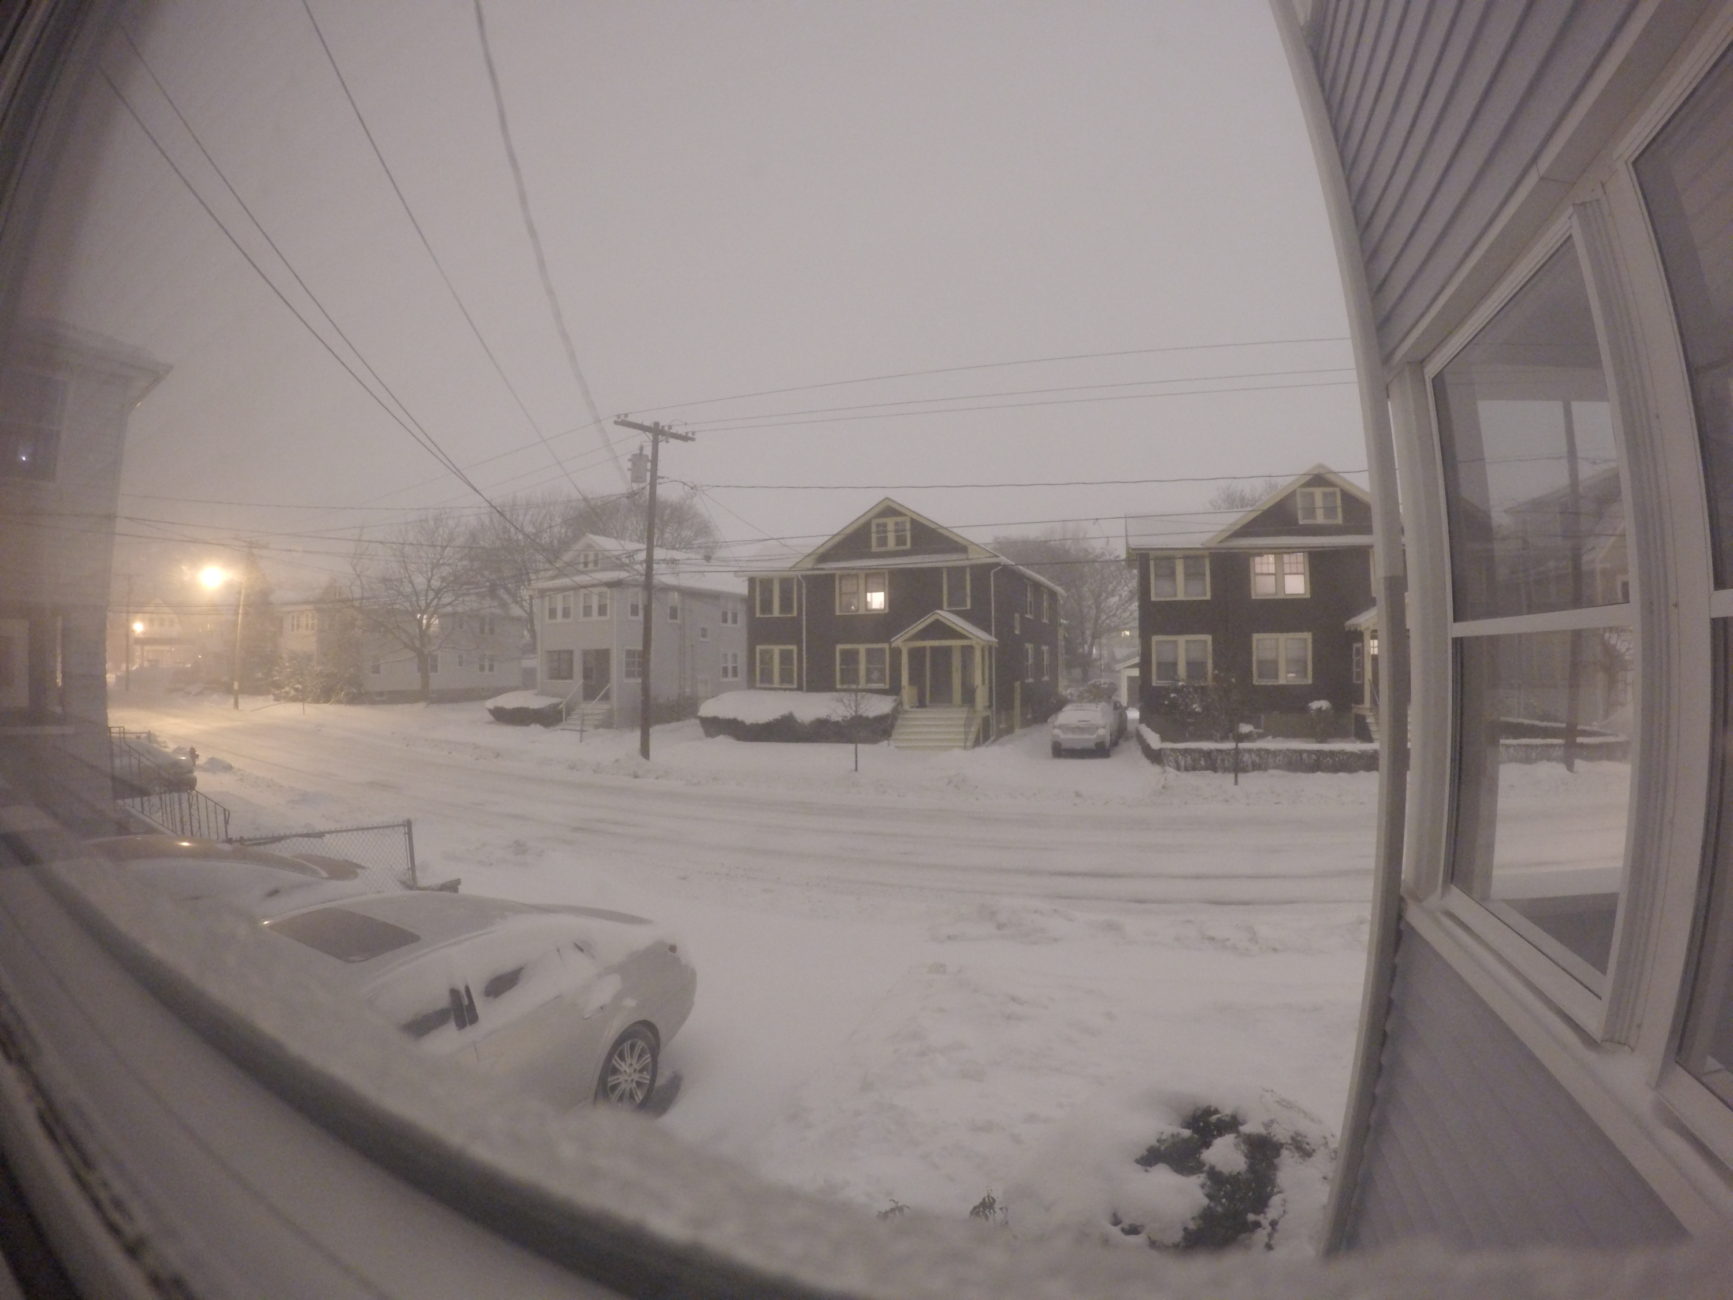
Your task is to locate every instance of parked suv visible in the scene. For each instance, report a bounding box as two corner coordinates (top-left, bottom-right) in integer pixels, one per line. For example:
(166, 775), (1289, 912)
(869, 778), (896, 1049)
(1049, 699), (1125, 757)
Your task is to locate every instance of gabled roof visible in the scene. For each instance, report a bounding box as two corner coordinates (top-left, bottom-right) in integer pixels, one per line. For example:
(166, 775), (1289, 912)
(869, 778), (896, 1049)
(534, 533), (745, 597)
(890, 609), (997, 646)
(1125, 464), (1373, 553)
(769, 497), (1063, 593)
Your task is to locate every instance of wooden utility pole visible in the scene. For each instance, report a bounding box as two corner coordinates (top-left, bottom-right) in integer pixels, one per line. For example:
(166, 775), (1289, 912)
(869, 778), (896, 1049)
(614, 417), (695, 760)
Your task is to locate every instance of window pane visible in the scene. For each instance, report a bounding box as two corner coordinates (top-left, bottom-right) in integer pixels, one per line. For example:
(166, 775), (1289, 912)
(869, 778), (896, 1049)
(1151, 557), (1177, 599)
(1184, 639), (1208, 682)
(1680, 621), (1733, 1102)
(1254, 636), (1278, 683)
(1154, 640), (1178, 681)
(1283, 637), (1309, 682)
(1635, 44), (1733, 588)
(1453, 630), (1634, 985)
(1435, 244), (1625, 621)
(1182, 556), (1207, 598)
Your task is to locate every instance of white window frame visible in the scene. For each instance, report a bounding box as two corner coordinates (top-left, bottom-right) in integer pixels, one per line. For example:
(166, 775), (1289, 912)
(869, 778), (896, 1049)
(943, 566), (971, 610)
(1296, 486), (1342, 524)
(835, 643), (889, 690)
(756, 644), (798, 688)
(720, 650), (740, 682)
(1251, 632), (1311, 685)
(545, 592), (572, 622)
(836, 571), (887, 615)
(1251, 552), (1309, 598)
(1151, 635), (1211, 685)
(622, 647), (642, 682)
(869, 515), (910, 551)
(755, 576), (797, 618)
(577, 589), (609, 620)
(1150, 553), (1210, 601)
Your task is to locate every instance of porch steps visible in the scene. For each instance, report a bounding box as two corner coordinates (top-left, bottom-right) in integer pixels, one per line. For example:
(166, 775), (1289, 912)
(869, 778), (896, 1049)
(559, 700), (614, 731)
(891, 706), (976, 751)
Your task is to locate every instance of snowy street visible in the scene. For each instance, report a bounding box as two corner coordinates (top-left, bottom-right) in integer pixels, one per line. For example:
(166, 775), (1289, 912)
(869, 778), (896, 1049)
(111, 692), (1376, 1248)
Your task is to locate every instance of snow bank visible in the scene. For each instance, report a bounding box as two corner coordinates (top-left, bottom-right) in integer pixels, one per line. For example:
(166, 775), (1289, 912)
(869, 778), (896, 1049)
(699, 689), (898, 723)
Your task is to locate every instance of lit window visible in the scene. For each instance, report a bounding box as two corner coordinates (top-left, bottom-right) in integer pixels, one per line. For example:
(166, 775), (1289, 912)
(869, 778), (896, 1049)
(836, 571), (887, 615)
(1251, 552), (1308, 598)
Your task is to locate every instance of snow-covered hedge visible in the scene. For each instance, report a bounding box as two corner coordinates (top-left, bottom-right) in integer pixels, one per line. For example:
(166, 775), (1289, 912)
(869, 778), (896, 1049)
(696, 689), (898, 743)
(485, 690), (565, 727)
(1138, 726), (1379, 773)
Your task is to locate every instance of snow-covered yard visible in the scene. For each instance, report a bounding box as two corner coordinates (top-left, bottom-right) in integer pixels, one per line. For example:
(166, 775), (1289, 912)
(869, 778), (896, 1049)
(111, 690), (1377, 1253)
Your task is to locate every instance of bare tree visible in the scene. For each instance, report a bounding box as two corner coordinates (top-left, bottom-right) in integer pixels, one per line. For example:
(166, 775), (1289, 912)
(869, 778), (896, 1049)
(465, 493), (583, 638)
(992, 528), (1136, 683)
(350, 510), (477, 701)
(569, 488), (720, 553)
(1206, 477), (1285, 513)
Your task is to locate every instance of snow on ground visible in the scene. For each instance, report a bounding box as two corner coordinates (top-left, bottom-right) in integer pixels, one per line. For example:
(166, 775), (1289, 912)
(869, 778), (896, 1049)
(113, 689), (1378, 1252)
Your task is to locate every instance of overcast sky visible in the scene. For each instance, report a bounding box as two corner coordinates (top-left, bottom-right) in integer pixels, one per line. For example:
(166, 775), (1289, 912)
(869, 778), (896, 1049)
(31, 0), (1361, 596)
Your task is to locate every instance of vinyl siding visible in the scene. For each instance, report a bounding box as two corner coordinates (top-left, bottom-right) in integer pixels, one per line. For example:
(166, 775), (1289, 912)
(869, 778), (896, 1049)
(1341, 925), (1684, 1250)
(1307, 0), (1640, 357)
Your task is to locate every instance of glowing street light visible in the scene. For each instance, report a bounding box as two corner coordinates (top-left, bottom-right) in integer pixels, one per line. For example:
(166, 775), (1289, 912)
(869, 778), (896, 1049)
(199, 563), (245, 710)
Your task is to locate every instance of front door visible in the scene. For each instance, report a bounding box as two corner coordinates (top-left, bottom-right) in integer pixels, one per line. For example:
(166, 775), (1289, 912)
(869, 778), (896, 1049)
(580, 649), (610, 702)
(927, 645), (955, 705)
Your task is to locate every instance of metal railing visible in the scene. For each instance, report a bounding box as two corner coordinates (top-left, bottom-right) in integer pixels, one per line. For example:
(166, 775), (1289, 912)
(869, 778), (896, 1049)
(115, 787), (232, 841)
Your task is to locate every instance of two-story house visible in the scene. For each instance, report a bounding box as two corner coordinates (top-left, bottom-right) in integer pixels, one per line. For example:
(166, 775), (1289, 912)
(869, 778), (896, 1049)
(277, 592), (524, 703)
(744, 499), (1063, 749)
(1125, 466), (1375, 737)
(531, 534), (747, 727)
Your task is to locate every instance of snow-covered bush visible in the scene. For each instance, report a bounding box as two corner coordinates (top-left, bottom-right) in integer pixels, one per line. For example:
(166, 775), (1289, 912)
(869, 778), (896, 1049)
(1306, 699), (1335, 743)
(696, 689), (898, 743)
(1005, 1085), (1333, 1257)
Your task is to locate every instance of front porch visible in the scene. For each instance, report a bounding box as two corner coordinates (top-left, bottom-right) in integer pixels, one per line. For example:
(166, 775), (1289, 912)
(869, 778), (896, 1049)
(889, 612), (996, 750)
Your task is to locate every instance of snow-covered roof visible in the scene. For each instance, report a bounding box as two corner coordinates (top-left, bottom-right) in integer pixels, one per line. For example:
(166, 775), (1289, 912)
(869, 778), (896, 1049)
(1123, 512), (1231, 551)
(534, 533), (746, 597)
(1125, 465), (1374, 554)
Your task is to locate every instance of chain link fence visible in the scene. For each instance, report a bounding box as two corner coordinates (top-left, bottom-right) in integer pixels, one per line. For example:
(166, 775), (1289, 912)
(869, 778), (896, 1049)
(232, 821), (418, 892)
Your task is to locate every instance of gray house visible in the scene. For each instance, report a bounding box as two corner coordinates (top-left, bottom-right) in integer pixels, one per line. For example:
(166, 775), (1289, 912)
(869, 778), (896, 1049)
(531, 534), (747, 727)
(1277, 0), (1733, 1251)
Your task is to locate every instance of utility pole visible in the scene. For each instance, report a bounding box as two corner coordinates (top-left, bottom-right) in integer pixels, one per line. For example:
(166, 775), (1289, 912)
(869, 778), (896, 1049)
(614, 417), (695, 760)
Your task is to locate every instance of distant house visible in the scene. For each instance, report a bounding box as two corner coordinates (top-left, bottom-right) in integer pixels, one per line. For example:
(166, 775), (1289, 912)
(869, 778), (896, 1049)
(1124, 465), (1375, 737)
(744, 499), (1062, 749)
(530, 534), (747, 727)
(277, 595), (525, 703)
(1, 320), (166, 833)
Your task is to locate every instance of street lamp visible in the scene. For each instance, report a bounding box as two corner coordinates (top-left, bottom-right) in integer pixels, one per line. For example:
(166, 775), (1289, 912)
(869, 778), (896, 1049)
(199, 564), (245, 710)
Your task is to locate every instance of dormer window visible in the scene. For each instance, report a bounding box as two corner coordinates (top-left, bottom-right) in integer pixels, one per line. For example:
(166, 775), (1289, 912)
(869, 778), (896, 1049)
(1296, 487), (1341, 524)
(870, 515), (911, 551)
(576, 550), (601, 569)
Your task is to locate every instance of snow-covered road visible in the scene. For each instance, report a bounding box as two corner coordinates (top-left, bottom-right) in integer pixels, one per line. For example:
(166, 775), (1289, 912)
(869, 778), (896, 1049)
(111, 692), (1377, 1250)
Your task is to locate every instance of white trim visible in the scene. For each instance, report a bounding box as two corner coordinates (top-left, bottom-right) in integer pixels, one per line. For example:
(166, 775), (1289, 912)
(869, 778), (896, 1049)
(1148, 552), (1210, 601)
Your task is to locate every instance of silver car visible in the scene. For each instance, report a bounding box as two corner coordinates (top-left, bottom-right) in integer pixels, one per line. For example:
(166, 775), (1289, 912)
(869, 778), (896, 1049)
(92, 836), (696, 1110)
(264, 890), (696, 1110)
(1049, 699), (1125, 756)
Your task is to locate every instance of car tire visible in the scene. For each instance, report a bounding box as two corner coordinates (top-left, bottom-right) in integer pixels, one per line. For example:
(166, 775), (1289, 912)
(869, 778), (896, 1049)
(1051, 742), (1062, 758)
(596, 1024), (659, 1109)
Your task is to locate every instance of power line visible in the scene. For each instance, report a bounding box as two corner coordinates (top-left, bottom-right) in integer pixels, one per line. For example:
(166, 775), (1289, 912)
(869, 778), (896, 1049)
(631, 335), (1352, 417)
(471, 0), (622, 485)
(678, 468), (1370, 492)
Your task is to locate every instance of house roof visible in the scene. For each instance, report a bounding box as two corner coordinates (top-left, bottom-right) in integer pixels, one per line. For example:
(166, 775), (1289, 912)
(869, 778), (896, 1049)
(761, 497), (1063, 594)
(890, 609), (998, 646)
(1125, 464), (1373, 553)
(534, 533), (746, 597)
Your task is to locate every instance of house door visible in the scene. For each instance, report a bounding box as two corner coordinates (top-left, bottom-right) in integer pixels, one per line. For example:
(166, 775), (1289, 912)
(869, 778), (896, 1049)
(927, 646), (955, 705)
(580, 649), (610, 702)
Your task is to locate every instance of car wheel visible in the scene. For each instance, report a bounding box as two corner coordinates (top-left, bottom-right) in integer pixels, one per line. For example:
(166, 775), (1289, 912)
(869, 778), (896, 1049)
(597, 1024), (658, 1108)
(1051, 742), (1062, 758)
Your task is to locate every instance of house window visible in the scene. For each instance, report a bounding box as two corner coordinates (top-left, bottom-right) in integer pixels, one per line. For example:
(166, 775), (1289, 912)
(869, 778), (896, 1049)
(545, 649), (573, 681)
(623, 648), (642, 681)
(720, 650), (740, 681)
(628, 594), (642, 619)
(1251, 552), (1308, 598)
(1296, 487), (1342, 524)
(479, 614), (496, 636)
(578, 590), (609, 619)
(545, 592), (572, 622)
(369, 659), (382, 676)
(1352, 641), (1365, 686)
(576, 550), (601, 569)
(1043, 589), (1053, 622)
(480, 654), (495, 673)
(1024, 643), (1035, 679)
(721, 602), (741, 626)
(1435, 242), (1632, 1003)
(836, 571), (887, 615)
(1041, 645), (1051, 680)
(0, 365), (66, 480)
(836, 644), (888, 689)
(667, 594), (680, 622)
(870, 515), (910, 551)
(1152, 636), (1211, 684)
(943, 567), (971, 610)
(1150, 554), (1209, 600)
(699, 625), (710, 641)
(1024, 584), (1035, 617)
(1252, 633), (1310, 684)
(755, 576), (798, 617)
(756, 645), (797, 688)
(427, 653), (440, 675)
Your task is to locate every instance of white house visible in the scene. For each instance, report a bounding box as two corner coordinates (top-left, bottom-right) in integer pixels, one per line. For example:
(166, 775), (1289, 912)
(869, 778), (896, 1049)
(531, 534), (747, 727)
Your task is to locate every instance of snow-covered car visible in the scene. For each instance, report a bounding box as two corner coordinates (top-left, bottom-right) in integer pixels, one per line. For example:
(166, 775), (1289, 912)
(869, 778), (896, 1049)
(90, 834), (392, 918)
(265, 889), (696, 1111)
(1049, 699), (1124, 756)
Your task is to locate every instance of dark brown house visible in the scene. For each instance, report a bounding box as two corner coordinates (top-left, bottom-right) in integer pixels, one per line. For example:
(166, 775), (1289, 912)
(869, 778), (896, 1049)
(745, 499), (1062, 748)
(1125, 466), (1375, 737)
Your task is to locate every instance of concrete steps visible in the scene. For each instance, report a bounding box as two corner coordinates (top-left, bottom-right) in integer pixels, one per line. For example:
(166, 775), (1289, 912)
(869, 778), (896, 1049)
(558, 700), (614, 731)
(891, 706), (978, 750)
